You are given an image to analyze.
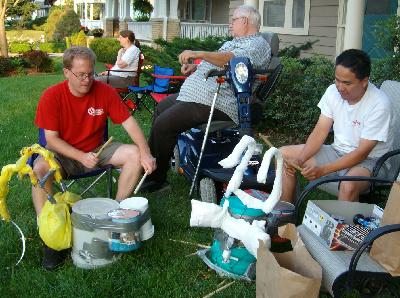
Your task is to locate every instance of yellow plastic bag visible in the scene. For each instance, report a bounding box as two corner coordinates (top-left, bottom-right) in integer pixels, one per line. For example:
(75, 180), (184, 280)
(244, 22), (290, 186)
(38, 191), (80, 251)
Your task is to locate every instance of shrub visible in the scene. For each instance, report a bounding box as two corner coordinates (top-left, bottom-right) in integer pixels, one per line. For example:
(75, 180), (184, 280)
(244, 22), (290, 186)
(39, 42), (66, 53)
(262, 56), (334, 142)
(71, 30), (87, 46)
(22, 50), (54, 72)
(45, 7), (81, 42)
(91, 28), (104, 38)
(0, 57), (15, 76)
(89, 38), (120, 63)
(26, 16), (48, 30)
(9, 42), (33, 53)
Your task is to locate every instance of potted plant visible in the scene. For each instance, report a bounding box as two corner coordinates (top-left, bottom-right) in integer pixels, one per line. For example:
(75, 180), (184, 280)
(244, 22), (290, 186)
(92, 28), (104, 38)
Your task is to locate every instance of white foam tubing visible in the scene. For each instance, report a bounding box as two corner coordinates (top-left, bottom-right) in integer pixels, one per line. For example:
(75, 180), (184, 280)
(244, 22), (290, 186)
(218, 135), (256, 168)
(234, 147), (284, 214)
(190, 199), (270, 258)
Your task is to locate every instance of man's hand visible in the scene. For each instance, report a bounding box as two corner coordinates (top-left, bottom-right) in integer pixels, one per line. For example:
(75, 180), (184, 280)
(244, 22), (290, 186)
(140, 152), (157, 174)
(181, 64), (197, 75)
(301, 165), (326, 181)
(79, 152), (99, 169)
(98, 71), (107, 76)
(179, 50), (199, 65)
(284, 159), (303, 177)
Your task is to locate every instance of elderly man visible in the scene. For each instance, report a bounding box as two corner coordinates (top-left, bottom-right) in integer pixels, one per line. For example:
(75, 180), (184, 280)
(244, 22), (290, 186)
(141, 5), (271, 192)
(33, 46), (156, 269)
(280, 49), (394, 203)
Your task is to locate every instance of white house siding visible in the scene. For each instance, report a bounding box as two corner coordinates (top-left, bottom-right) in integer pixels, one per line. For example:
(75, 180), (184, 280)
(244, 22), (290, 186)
(278, 0), (339, 60)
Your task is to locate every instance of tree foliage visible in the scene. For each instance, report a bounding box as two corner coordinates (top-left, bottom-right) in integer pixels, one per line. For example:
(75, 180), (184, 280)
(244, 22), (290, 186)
(133, 0), (153, 21)
(44, 7), (80, 42)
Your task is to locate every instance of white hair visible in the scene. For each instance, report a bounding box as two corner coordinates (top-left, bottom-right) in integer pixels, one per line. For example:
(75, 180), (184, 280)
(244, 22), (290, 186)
(235, 5), (261, 29)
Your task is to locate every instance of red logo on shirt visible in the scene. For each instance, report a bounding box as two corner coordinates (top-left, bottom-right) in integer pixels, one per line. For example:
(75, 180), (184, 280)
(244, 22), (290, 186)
(352, 119), (361, 127)
(88, 107), (104, 116)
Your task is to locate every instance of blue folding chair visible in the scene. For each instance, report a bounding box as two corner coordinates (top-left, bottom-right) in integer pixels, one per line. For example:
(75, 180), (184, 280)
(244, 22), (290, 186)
(30, 127), (114, 198)
(123, 65), (185, 114)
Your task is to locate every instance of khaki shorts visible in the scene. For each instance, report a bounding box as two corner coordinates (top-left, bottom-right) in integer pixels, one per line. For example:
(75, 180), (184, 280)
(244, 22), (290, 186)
(37, 141), (122, 179)
(314, 145), (389, 178)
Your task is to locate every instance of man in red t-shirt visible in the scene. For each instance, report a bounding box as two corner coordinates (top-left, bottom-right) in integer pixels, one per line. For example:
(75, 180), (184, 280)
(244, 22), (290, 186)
(33, 46), (156, 270)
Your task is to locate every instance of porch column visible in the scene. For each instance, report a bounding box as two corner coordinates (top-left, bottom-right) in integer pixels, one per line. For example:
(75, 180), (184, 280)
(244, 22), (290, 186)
(343, 0), (365, 50)
(244, 0), (258, 9)
(167, 0), (180, 42)
(73, 0), (78, 14)
(119, 0), (132, 30)
(104, 0), (119, 37)
(90, 3), (94, 20)
(84, 0), (88, 27)
(151, 0), (168, 44)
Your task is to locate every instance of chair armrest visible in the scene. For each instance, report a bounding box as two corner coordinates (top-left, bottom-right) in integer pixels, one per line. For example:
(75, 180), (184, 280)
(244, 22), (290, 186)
(150, 73), (187, 80)
(372, 149), (400, 177)
(294, 176), (393, 225)
(105, 69), (137, 74)
(346, 224), (400, 289)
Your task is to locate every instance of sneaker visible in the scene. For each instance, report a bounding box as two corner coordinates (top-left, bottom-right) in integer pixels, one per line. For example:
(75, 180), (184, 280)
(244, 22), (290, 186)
(42, 244), (68, 270)
(139, 180), (171, 194)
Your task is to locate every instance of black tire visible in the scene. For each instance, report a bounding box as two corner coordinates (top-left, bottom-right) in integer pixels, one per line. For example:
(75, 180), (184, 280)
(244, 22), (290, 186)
(199, 177), (217, 204)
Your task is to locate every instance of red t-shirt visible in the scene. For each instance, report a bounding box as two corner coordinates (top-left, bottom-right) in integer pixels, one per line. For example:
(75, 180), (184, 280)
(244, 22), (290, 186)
(35, 80), (130, 152)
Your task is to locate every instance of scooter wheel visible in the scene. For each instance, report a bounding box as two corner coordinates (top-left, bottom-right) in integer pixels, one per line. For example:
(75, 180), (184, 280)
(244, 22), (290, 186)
(199, 177), (217, 204)
(170, 145), (180, 173)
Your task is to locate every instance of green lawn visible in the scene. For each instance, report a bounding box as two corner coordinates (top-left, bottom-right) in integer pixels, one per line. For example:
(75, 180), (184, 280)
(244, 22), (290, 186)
(0, 59), (395, 298)
(0, 59), (257, 297)
(6, 29), (45, 42)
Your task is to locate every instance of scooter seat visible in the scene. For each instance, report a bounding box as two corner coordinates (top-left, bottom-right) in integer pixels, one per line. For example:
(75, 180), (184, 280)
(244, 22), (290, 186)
(197, 121), (236, 133)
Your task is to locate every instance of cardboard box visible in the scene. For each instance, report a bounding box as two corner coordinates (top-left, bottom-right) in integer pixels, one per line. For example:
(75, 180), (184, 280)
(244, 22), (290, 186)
(302, 200), (383, 251)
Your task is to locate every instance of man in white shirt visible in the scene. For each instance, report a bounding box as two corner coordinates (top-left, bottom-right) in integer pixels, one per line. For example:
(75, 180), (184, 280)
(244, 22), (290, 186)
(280, 49), (394, 202)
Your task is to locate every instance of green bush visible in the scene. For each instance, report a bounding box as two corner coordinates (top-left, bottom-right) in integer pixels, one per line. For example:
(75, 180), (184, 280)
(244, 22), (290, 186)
(70, 30), (87, 46)
(22, 50), (54, 72)
(9, 41), (33, 53)
(262, 56), (334, 142)
(39, 42), (66, 53)
(89, 38), (120, 63)
(26, 16), (48, 30)
(0, 57), (15, 76)
(45, 7), (80, 42)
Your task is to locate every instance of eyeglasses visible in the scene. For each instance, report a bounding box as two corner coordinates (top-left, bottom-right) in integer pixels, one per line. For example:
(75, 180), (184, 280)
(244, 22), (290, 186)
(69, 69), (95, 81)
(231, 16), (246, 23)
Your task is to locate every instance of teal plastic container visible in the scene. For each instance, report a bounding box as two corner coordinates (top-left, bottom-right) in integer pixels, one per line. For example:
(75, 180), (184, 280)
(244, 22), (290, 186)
(220, 195), (266, 217)
(209, 240), (256, 277)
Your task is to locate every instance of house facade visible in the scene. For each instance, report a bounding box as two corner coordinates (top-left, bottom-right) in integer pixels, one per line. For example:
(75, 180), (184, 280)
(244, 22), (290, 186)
(73, 0), (399, 59)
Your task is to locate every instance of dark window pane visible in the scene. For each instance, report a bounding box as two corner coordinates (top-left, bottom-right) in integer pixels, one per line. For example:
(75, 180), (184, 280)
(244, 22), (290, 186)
(365, 0), (391, 15)
(263, 0), (286, 27)
(292, 0), (305, 28)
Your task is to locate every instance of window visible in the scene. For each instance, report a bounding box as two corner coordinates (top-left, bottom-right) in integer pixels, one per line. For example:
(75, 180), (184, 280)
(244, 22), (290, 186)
(260, 0), (310, 35)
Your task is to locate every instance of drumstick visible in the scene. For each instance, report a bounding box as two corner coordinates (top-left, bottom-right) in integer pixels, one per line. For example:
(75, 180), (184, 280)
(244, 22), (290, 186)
(258, 133), (304, 172)
(134, 172), (148, 194)
(95, 136), (113, 157)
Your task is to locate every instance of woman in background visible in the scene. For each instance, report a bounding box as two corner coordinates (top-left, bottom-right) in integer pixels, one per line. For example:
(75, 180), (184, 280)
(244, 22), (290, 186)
(97, 30), (140, 88)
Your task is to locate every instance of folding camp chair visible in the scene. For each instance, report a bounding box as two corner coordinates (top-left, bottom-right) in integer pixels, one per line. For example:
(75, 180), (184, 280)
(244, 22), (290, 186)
(104, 52), (145, 104)
(123, 65), (186, 114)
(30, 127), (114, 198)
(294, 181), (400, 296)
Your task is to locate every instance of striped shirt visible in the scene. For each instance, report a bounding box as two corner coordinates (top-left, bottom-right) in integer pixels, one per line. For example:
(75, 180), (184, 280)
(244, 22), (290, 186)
(177, 33), (271, 124)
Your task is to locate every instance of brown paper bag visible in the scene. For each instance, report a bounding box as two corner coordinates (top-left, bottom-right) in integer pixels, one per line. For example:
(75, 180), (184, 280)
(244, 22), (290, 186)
(370, 181), (400, 276)
(256, 224), (322, 298)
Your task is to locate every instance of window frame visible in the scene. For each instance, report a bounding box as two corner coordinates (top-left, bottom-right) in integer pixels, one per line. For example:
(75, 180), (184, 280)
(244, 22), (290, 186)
(259, 0), (311, 35)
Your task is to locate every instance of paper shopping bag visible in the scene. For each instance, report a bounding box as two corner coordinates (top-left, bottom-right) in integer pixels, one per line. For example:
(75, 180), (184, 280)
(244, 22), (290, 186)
(256, 224), (322, 298)
(370, 181), (400, 276)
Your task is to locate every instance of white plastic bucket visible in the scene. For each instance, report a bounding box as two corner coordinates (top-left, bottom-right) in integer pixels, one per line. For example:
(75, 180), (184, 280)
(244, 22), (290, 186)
(119, 197), (154, 240)
(71, 198), (120, 269)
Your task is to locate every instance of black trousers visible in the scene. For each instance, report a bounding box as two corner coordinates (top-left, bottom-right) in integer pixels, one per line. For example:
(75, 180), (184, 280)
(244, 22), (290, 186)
(148, 94), (231, 183)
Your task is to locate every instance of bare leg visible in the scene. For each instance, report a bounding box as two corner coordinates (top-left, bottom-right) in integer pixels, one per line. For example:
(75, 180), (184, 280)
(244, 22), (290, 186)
(32, 157), (55, 215)
(106, 144), (142, 201)
(279, 144), (316, 203)
(338, 166), (371, 202)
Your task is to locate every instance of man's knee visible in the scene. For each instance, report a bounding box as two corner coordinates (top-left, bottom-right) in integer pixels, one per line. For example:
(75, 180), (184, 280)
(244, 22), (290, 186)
(279, 144), (304, 159)
(33, 158), (51, 178)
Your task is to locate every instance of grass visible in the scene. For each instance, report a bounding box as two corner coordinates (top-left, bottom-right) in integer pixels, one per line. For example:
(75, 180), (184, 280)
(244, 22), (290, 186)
(0, 59), (396, 298)
(0, 59), (256, 297)
(6, 30), (45, 42)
